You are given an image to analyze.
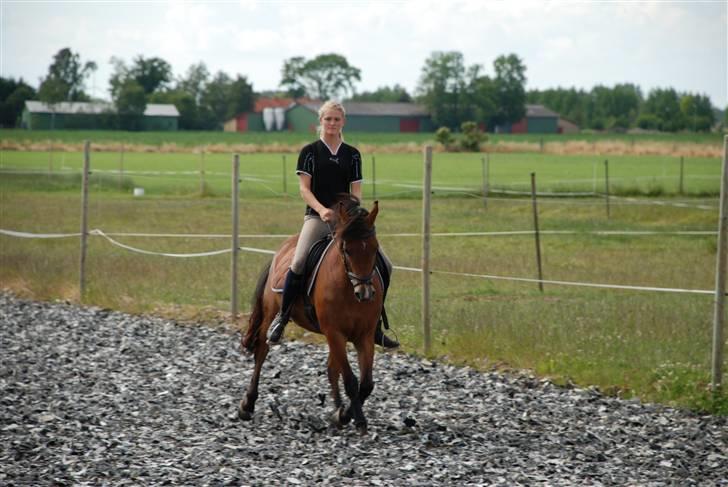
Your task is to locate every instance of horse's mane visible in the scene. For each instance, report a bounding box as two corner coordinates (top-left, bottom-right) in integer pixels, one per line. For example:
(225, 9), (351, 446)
(333, 194), (375, 241)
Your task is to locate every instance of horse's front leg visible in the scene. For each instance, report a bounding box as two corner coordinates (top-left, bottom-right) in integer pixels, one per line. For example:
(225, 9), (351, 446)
(325, 331), (367, 432)
(238, 339), (269, 421)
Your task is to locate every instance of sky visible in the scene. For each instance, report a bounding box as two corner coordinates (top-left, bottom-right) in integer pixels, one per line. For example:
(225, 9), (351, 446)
(1, 0), (726, 107)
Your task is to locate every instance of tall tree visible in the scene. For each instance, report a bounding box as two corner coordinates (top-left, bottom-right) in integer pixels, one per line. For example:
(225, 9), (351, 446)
(199, 71), (254, 129)
(114, 79), (147, 130)
(680, 93), (714, 132)
(280, 53), (361, 100)
(130, 56), (173, 94)
(491, 53), (527, 127)
(38, 47), (97, 102)
(0, 77), (36, 127)
(643, 88), (684, 131)
(177, 62), (210, 105)
(416, 51), (471, 129)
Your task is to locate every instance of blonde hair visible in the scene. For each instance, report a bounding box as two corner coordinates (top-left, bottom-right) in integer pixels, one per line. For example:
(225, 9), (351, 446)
(317, 101), (346, 138)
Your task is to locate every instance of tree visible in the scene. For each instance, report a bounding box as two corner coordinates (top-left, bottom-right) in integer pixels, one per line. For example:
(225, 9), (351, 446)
(115, 79), (146, 130)
(680, 93), (714, 132)
(198, 71), (254, 129)
(280, 53), (361, 100)
(129, 56), (172, 94)
(109, 55), (172, 100)
(177, 62), (210, 105)
(0, 77), (36, 127)
(38, 47), (97, 102)
(643, 88), (684, 131)
(491, 54), (527, 127)
(416, 51), (471, 129)
(348, 84), (412, 103)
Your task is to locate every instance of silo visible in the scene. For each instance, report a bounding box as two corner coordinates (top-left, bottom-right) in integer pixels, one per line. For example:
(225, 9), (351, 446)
(262, 107), (274, 131)
(274, 107), (285, 131)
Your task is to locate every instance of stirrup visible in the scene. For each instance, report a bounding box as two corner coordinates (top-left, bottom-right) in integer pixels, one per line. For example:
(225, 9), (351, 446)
(266, 312), (289, 345)
(375, 327), (399, 349)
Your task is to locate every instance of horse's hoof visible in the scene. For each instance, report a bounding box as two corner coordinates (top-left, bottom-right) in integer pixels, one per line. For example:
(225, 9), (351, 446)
(356, 423), (368, 435)
(238, 401), (253, 421)
(329, 409), (344, 429)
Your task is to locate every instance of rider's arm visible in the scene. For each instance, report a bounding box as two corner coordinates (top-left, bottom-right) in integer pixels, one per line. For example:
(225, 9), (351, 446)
(350, 181), (362, 202)
(298, 173), (334, 222)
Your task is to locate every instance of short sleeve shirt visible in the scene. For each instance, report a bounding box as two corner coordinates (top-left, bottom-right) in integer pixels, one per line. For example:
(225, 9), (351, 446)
(296, 139), (363, 216)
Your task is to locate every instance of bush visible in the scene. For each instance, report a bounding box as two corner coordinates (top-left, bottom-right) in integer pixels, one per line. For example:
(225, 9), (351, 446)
(435, 126), (454, 149)
(459, 121), (487, 152)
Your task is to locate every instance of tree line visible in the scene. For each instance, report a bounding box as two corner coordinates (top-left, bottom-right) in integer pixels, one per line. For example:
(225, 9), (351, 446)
(0, 47), (724, 132)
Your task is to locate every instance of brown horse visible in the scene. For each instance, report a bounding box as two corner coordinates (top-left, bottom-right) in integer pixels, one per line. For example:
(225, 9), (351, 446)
(239, 197), (383, 434)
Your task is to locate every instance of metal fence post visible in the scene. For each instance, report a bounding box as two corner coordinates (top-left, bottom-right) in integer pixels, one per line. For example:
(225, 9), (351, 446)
(712, 136), (728, 392)
(422, 145), (433, 355)
(79, 141), (90, 301)
(231, 154), (240, 324)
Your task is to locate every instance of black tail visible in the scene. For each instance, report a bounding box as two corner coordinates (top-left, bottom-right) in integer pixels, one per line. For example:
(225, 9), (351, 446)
(241, 260), (272, 353)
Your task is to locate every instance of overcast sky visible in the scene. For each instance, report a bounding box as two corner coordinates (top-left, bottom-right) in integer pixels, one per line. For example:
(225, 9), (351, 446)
(2, 0), (726, 107)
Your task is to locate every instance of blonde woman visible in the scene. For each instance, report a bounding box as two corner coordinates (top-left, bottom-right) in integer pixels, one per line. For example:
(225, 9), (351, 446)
(267, 101), (398, 348)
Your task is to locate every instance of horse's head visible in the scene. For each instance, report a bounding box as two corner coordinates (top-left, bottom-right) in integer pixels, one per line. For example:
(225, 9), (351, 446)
(335, 198), (379, 302)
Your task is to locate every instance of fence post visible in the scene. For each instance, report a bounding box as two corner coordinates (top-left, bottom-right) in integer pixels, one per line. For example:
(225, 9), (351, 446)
(712, 136), (728, 392)
(604, 159), (610, 219)
(482, 155), (489, 208)
(200, 147), (206, 196)
(531, 172), (544, 293)
(79, 141), (90, 301)
(282, 155), (287, 196)
(48, 140), (54, 176)
(119, 143), (124, 191)
(231, 154), (240, 324)
(422, 145), (433, 355)
(372, 155), (377, 200)
(679, 156), (685, 195)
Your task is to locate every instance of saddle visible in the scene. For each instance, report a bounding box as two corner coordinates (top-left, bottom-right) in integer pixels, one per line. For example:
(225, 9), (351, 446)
(270, 235), (391, 330)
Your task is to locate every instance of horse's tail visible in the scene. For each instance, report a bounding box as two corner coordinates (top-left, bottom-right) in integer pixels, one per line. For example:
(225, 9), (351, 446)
(241, 259), (272, 353)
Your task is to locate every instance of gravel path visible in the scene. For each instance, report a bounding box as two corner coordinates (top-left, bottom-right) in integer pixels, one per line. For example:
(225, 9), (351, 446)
(1, 293), (726, 486)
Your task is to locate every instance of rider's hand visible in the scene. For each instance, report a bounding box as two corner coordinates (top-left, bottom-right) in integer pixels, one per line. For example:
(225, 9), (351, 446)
(319, 208), (334, 223)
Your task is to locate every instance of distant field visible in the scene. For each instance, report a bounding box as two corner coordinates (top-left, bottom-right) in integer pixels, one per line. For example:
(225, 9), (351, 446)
(0, 149), (721, 198)
(0, 128), (723, 150)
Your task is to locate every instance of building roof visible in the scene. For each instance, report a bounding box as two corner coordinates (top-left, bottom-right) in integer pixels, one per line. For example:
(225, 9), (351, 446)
(297, 101), (430, 117)
(526, 104), (559, 118)
(24, 100), (179, 117)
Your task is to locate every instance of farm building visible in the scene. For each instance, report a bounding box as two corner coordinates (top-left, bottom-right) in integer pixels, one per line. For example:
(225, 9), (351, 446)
(226, 99), (434, 133)
(558, 117), (580, 134)
(495, 104), (560, 134)
(224, 97), (302, 132)
(21, 101), (179, 131)
(286, 101), (434, 133)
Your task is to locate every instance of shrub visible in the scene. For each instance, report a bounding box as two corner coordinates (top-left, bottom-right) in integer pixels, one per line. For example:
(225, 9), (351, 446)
(435, 126), (454, 149)
(459, 121), (487, 152)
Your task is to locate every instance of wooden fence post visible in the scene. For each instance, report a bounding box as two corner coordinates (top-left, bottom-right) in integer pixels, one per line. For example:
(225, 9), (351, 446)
(231, 154), (240, 324)
(372, 155), (377, 200)
(422, 145), (433, 355)
(604, 159), (610, 219)
(119, 143), (124, 191)
(679, 156), (685, 195)
(712, 136), (728, 391)
(282, 155), (287, 196)
(531, 172), (544, 293)
(200, 147), (206, 196)
(79, 141), (90, 301)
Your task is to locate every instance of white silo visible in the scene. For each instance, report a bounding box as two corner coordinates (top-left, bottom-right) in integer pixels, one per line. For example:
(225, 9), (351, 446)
(262, 107), (275, 132)
(274, 107), (285, 131)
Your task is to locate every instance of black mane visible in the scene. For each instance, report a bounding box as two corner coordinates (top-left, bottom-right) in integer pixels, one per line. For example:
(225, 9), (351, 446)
(334, 194), (375, 241)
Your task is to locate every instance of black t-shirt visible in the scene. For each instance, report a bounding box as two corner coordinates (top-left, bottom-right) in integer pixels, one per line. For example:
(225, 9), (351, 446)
(296, 139), (363, 216)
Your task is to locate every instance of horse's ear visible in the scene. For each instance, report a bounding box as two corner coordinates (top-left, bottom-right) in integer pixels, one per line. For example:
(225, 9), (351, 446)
(337, 201), (348, 223)
(366, 200), (379, 226)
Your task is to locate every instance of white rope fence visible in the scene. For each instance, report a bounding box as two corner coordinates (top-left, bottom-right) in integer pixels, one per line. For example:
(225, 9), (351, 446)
(0, 227), (719, 296)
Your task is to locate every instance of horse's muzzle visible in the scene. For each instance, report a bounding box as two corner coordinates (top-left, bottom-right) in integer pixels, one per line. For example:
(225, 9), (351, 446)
(353, 282), (376, 302)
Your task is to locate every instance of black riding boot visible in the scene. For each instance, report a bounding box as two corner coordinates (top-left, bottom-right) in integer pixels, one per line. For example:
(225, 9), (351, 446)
(267, 269), (303, 345)
(375, 281), (399, 349)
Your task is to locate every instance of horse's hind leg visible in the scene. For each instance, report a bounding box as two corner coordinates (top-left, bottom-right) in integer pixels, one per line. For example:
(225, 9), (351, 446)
(239, 338), (270, 421)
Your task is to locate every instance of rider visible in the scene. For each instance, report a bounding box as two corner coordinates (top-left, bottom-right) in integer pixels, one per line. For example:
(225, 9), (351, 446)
(266, 100), (398, 349)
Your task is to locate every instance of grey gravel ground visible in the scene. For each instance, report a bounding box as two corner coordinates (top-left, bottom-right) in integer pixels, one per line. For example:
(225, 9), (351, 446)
(1, 292), (726, 486)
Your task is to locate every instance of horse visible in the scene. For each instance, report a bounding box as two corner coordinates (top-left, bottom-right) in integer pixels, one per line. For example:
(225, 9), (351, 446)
(239, 197), (384, 434)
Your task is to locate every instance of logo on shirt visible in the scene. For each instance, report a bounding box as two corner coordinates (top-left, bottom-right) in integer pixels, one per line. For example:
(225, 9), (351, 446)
(329, 156), (339, 164)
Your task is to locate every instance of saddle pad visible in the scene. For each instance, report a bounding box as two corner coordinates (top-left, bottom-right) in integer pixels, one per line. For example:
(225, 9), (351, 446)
(270, 236), (335, 294)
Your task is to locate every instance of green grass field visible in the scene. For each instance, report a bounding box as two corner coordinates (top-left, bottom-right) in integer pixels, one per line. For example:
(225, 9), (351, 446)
(1, 142), (727, 414)
(1, 128), (724, 148)
(0, 149), (722, 198)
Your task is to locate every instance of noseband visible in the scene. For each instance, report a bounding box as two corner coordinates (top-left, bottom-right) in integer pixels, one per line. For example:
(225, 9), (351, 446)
(340, 240), (376, 287)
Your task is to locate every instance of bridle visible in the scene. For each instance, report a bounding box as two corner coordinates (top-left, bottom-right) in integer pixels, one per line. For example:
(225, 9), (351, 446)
(338, 234), (377, 303)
